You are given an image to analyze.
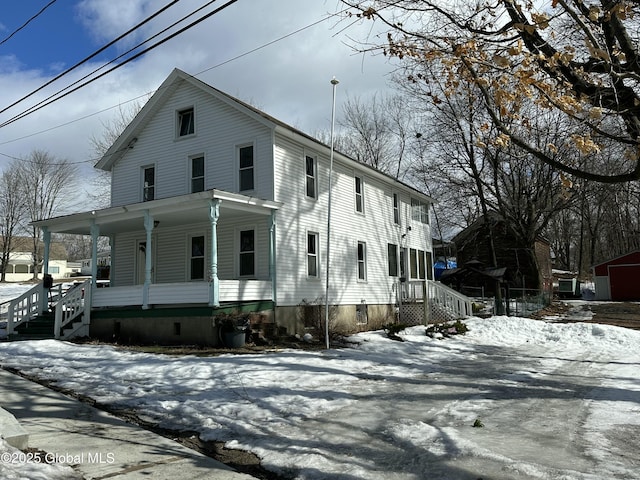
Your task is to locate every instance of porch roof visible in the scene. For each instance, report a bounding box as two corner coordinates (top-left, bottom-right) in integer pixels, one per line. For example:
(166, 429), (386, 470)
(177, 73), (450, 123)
(32, 189), (281, 235)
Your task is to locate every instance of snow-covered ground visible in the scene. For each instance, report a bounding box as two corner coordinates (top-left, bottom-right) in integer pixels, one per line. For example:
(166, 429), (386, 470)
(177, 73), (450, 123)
(1, 284), (640, 479)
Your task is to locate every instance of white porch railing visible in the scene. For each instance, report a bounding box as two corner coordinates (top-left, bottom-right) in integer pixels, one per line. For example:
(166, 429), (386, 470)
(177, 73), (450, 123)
(396, 280), (473, 323)
(54, 279), (91, 340)
(5, 284), (45, 336)
(427, 280), (474, 319)
(92, 279), (273, 308)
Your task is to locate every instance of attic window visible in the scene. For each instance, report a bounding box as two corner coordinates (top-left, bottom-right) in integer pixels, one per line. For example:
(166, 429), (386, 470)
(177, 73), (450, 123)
(177, 108), (195, 137)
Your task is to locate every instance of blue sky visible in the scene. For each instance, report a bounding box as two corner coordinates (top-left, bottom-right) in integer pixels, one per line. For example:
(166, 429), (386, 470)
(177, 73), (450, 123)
(1, 2), (99, 73)
(0, 1), (395, 199)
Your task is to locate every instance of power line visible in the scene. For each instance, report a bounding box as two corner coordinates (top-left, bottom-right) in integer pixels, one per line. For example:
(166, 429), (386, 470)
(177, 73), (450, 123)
(0, 0), (180, 117)
(0, 0), (58, 47)
(0, 0), (239, 129)
(0, 7), (339, 153)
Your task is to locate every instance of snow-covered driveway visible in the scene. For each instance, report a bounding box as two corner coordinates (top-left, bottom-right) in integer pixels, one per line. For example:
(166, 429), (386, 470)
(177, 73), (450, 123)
(1, 317), (639, 479)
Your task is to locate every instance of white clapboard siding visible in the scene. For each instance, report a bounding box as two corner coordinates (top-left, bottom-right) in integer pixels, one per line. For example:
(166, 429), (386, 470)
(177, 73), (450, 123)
(111, 81), (274, 207)
(149, 282), (210, 304)
(93, 286), (144, 307)
(219, 280), (272, 302)
(272, 132), (431, 307)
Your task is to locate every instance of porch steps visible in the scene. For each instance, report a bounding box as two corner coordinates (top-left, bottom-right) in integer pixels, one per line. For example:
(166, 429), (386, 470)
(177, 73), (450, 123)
(10, 314), (55, 341)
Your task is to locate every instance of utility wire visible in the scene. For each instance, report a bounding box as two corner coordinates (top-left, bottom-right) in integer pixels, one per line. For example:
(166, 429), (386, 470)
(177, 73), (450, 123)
(0, 0), (58, 47)
(0, 0), (223, 129)
(0, 0), (180, 117)
(0, 7), (339, 153)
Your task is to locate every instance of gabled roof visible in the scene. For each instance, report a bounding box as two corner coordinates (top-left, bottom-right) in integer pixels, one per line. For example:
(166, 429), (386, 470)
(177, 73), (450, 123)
(592, 250), (640, 269)
(96, 68), (434, 204)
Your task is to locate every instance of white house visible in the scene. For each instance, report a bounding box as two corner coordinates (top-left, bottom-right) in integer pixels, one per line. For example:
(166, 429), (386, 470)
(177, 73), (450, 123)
(0, 237), (68, 282)
(28, 68), (462, 345)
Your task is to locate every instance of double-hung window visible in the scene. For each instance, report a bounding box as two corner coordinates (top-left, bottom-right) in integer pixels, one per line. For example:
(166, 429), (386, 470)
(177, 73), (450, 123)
(142, 166), (155, 201)
(190, 235), (205, 280)
(191, 156), (205, 193)
(305, 155), (317, 199)
(410, 248), (418, 279)
(239, 145), (254, 192)
(307, 232), (319, 277)
(393, 193), (400, 225)
(357, 241), (367, 281)
(177, 108), (195, 137)
(239, 229), (255, 277)
(355, 176), (364, 213)
(388, 243), (399, 277)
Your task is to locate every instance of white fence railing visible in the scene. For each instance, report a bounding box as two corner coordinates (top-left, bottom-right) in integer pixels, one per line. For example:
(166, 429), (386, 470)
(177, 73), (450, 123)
(54, 279), (90, 340)
(427, 280), (474, 320)
(5, 284), (46, 335)
(397, 280), (473, 324)
(92, 279), (273, 308)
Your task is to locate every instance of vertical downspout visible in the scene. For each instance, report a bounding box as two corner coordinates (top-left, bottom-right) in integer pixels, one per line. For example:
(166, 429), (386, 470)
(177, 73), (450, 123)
(142, 211), (154, 310)
(209, 199), (220, 307)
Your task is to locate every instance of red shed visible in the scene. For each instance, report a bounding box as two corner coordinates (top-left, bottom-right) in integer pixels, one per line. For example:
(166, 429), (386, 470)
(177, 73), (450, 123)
(593, 251), (640, 301)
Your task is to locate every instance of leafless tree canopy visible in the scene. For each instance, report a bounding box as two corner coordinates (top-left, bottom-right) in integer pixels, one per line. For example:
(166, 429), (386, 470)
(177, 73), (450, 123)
(340, 0), (640, 183)
(19, 150), (78, 279)
(0, 163), (26, 281)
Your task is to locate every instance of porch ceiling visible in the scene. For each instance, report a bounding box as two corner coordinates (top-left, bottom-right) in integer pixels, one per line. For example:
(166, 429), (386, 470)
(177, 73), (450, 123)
(32, 189), (281, 235)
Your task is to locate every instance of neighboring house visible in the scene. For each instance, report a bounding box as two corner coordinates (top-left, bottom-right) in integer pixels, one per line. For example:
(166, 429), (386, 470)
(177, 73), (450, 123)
(31, 68), (437, 344)
(445, 213), (553, 295)
(0, 237), (68, 282)
(79, 251), (111, 279)
(592, 251), (640, 301)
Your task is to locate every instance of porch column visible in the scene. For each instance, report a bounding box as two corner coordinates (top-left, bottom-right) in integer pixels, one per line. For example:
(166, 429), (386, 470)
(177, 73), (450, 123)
(142, 211), (154, 310)
(40, 227), (51, 313)
(208, 199), (220, 307)
(90, 221), (100, 290)
(41, 227), (51, 276)
(109, 235), (115, 286)
(269, 210), (277, 305)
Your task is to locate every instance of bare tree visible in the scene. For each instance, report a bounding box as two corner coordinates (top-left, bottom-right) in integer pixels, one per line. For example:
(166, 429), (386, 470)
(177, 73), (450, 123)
(0, 162), (27, 282)
(88, 101), (144, 208)
(340, 0), (640, 183)
(18, 150), (78, 280)
(337, 93), (413, 179)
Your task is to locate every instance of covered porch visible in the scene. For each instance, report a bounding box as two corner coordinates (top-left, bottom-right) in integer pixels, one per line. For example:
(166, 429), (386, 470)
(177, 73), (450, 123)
(32, 189), (281, 311)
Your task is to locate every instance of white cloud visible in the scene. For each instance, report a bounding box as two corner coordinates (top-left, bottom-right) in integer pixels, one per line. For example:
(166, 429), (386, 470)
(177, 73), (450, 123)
(0, 0), (395, 202)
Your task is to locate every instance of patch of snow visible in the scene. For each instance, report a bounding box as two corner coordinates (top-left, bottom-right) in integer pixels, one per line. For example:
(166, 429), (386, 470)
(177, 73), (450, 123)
(1, 281), (639, 479)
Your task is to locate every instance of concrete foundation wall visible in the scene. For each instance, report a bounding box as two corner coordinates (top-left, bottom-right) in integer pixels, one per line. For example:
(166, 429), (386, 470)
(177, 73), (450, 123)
(90, 316), (221, 346)
(276, 303), (396, 337)
(88, 302), (397, 346)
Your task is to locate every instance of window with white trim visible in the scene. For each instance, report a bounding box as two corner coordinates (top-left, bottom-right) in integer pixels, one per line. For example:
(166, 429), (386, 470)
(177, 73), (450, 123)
(411, 198), (430, 224)
(355, 176), (364, 213)
(142, 165), (155, 201)
(177, 107), (195, 137)
(307, 232), (319, 277)
(190, 235), (205, 280)
(239, 145), (254, 192)
(393, 193), (400, 225)
(357, 241), (367, 281)
(191, 156), (204, 193)
(426, 251), (434, 280)
(388, 243), (398, 277)
(410, 248), (418, 279)
(239, 229), (255, 277)
(305, 155), (317, 199)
